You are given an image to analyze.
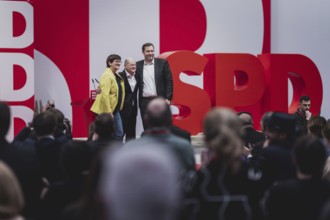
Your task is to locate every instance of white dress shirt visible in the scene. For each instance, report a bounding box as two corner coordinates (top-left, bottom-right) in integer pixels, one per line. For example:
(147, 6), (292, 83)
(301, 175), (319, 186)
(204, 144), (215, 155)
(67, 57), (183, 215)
(125, 69), (136, 92)
(142, 59), (157, 97)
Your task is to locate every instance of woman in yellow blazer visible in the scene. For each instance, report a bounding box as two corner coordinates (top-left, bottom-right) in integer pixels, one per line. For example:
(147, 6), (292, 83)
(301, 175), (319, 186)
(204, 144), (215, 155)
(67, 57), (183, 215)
(91, 54), (125, 141)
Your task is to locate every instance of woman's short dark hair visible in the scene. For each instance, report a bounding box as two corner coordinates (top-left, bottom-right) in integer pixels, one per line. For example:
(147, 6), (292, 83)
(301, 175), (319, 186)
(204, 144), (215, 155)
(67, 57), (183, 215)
(106, 54), (121, 67)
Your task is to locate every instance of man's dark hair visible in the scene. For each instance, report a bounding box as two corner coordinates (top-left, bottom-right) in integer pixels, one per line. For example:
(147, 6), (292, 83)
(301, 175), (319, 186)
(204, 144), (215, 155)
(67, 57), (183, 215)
(106, 54), (121, 67)
(94, 113), (114, 139)
(261, 111), (273, 131)
(142, 42), (154, 52)
(47, 108), (64, 125)
(300, 95), (310, 103)
(32, 111), (56, 136)
(46, 108), (72, 138)
(308, 116), (327, 138)
(46, 108), (65, 131)
(294, 135), (326, 178)
(0, 102), (10, 138)
(144, 98), (172, 128)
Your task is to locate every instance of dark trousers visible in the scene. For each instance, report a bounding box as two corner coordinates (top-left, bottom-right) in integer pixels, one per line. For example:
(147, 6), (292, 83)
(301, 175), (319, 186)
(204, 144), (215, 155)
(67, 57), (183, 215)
(121, 114), (137, 141)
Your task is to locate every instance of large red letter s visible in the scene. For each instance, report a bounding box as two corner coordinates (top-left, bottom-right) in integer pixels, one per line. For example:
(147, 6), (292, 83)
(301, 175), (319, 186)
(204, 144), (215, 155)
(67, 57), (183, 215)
(159, 51), (211, 135)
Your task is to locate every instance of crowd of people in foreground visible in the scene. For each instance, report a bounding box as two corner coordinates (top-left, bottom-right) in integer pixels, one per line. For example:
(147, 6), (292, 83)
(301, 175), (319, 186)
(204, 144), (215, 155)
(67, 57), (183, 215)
(1, 95), (330, 220)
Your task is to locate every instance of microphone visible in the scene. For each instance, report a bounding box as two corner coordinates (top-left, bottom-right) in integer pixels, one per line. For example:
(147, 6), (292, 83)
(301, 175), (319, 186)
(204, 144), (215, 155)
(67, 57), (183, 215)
(92, 79), (96, 90)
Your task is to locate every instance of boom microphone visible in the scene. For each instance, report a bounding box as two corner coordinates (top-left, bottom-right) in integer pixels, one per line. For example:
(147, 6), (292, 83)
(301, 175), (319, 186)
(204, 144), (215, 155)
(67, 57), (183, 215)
(92, 79), (96, 90)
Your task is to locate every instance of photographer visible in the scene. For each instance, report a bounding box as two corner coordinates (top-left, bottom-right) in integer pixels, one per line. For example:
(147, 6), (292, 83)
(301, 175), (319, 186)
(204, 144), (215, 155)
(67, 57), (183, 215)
(13, 99), (72, 144)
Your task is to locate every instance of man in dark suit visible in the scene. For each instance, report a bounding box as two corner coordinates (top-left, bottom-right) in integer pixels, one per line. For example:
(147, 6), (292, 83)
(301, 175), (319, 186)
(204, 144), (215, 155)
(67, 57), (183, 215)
(0, 102), (43, 219)
(125, 97), (195, 173)
(119, 58), (139, 140)
(266, 135), (330, 220)
(238, 111), (265, 147)
(136, 42), (173, 129)
(33, 111), (65, 182)
(257, 112), (297, 190)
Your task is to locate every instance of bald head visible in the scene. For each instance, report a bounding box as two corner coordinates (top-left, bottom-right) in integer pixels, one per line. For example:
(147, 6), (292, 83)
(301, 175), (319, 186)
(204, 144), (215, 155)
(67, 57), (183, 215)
(144, 98), (172, 128)
(238, 112), (253, 127)
(124, 57), (136, 74)
(100, 144), (180, 220)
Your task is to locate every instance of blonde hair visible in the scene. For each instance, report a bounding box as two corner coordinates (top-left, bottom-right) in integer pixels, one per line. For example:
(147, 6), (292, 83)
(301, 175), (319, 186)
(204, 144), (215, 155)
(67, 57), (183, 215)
(203, 107), (243, 143)
(0, 161), (24, 218)
(207, 125), (243, 174)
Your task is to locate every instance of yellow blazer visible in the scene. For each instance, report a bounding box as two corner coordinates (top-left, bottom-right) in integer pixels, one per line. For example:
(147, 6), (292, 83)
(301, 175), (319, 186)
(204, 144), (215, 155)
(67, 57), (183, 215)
(115, 72), (125, 111)
(91, 68), (118, 114)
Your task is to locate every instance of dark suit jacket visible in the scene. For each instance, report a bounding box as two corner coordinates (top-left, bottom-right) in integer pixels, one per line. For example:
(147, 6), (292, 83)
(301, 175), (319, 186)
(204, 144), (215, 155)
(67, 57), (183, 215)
(294, 110), (308, 134)
(242, 127), (265, 146)
(119, 70), (139, 117)
(169, 124), (191, 143)
(35, 137), (65, 182)
(136, 58), (173, 106)
(0, 138), (43, 218)
(258, 143), (296, 190)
